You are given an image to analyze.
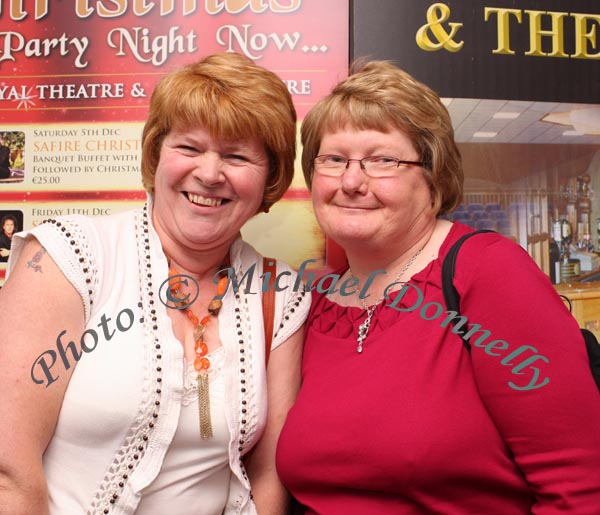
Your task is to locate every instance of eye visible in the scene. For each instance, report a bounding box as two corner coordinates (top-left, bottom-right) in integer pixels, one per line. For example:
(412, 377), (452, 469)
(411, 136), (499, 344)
(320, 155), (346, 166)
(175, 144), (199, 155)
(368, 156), (398, 168)
(223, 154), (249, 166)
(372, 156), (396, 164)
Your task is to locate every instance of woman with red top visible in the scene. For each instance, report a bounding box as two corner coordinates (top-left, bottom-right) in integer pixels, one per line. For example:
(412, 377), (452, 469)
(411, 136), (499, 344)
(276, 60), (600, 514)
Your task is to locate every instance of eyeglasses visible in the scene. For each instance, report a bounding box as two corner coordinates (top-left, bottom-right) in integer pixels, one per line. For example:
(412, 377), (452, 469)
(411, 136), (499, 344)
(314, 154), (424, 178)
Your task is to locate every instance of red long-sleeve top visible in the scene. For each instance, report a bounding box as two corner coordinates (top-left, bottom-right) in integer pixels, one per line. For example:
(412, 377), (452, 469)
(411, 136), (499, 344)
(277, 223), (600, 515)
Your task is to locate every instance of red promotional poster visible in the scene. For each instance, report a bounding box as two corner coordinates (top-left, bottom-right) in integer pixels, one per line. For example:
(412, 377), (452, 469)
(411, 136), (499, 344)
(1, 0), (348, 122)
(0, 0), (350, 282)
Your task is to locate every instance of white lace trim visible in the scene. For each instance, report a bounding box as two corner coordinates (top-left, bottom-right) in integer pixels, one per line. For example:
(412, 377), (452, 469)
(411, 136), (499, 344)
(87, 205), (163, 515)
(238, 291), (258, 456)
(182, 346), (226, 406)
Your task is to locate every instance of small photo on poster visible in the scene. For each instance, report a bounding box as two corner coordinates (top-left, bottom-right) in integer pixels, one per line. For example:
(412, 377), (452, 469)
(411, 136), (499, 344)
(0, 209), (23, 264)
(0, 131), (25, 183)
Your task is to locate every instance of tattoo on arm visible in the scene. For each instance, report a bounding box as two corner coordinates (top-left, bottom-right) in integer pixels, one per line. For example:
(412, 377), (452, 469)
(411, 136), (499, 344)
(27, 248), (47, 273)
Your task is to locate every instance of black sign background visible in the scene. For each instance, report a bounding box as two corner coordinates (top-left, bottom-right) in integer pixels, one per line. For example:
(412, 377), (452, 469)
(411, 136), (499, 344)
(352, 0), (600, 103)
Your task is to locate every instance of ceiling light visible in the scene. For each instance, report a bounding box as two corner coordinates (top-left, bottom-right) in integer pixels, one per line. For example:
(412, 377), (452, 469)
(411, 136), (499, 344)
(543, 107), (600, 135)
(563, 130), (584, 136)
(473, 131), (497, 138)
(493, 112), (521, 119)
(570, 107), (600, 134)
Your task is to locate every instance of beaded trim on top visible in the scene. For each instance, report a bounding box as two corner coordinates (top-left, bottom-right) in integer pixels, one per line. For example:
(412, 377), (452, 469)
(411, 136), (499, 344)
(88, 204), (164, 514)
(39, 218), (98, 320)
(274, 287), (307, 342)
(36, 204), (311, 513)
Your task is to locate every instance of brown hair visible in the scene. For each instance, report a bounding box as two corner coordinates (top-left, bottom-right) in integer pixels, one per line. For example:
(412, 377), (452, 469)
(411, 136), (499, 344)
(1, 215), (16, 230)
(301, 60), (462, 215)
(141, 52), (297, 212)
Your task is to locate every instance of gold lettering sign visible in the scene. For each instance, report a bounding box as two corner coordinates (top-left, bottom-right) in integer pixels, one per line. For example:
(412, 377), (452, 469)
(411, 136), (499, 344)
(484, 7), (600, 60)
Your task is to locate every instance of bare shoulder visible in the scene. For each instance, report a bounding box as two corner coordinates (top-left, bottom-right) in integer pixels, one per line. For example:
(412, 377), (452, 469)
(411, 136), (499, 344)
(2, 235), (84, 327)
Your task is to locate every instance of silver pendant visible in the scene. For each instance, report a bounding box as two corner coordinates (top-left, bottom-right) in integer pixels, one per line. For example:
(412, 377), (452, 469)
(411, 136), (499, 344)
(357, 310), (374, 353)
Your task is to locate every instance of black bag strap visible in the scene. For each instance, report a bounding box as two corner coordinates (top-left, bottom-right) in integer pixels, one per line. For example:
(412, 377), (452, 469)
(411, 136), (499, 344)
(559, 294), (573, 312)
(559, 295), (600, 391)
(441, 230), (495, 351)
(442, 230), (600, 392)
(581, 329), (600, 391)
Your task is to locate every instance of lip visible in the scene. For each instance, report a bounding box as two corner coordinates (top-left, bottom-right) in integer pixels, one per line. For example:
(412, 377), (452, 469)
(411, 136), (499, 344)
(335, 204), (377, 210)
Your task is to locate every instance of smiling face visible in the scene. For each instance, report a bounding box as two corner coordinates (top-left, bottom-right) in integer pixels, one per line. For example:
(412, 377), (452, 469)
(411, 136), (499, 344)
(311, 127), (435, 251)
(152, 126), (269, 253)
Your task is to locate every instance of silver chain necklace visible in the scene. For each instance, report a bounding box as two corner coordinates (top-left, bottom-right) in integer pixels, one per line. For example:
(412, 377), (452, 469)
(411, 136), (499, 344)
(350, 247), (424, 353)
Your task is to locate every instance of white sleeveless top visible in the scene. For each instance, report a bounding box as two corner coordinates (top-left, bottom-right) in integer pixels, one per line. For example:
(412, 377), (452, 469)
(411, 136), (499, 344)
(8, 201), (311, 514)
(137, 347), (230, 514)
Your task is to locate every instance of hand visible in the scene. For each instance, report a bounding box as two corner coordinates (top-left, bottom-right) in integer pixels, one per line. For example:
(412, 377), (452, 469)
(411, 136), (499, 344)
(0, 248), (9, 257)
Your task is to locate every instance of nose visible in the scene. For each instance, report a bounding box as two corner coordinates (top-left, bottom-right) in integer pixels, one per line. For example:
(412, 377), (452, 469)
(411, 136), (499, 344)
(341, 159), (368, 194)
(192, 152), (225, 185)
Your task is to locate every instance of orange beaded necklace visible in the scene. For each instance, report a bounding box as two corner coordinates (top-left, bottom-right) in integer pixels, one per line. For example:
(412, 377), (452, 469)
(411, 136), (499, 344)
(168, 258), (230, 439)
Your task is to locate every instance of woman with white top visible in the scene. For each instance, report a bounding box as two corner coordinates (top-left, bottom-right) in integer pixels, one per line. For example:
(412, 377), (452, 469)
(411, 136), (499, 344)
(0, 52), (309, 515)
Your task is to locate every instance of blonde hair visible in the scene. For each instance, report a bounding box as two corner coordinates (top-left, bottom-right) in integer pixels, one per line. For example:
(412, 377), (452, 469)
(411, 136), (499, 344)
(141, 52), (297, 212)
(301, 60), (462, 215)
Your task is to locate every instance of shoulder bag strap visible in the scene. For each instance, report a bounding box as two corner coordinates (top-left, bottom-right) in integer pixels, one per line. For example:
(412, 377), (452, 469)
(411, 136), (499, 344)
(441, 229), (495, 351)
(262, 256), (277, 367)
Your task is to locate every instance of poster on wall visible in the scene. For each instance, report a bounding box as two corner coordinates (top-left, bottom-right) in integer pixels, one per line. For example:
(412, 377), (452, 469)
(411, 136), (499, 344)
(0, 0), (350, 283)
(352, 0), (600, 335)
